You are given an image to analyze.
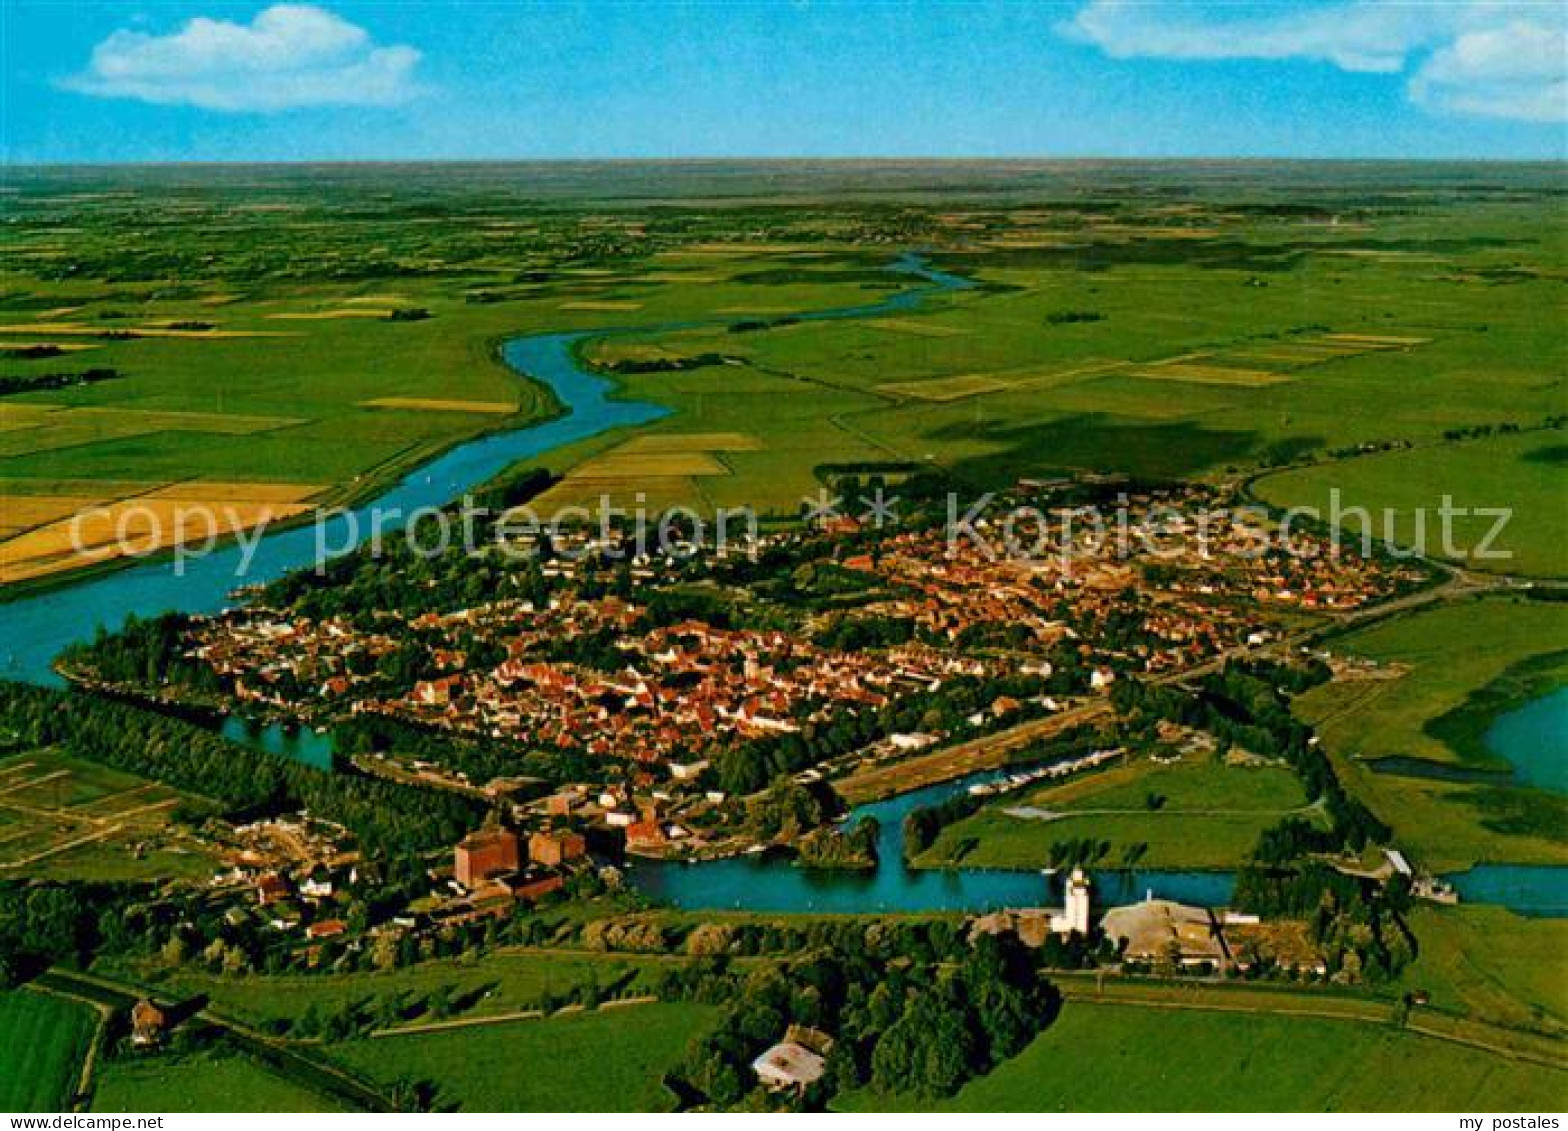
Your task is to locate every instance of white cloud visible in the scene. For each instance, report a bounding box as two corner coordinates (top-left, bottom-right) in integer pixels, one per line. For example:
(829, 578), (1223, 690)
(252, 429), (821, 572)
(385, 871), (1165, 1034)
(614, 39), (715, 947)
(1410, 19), (1567, 123)
(1062, 1), (1566, 123)
(64, 4), (421, 112)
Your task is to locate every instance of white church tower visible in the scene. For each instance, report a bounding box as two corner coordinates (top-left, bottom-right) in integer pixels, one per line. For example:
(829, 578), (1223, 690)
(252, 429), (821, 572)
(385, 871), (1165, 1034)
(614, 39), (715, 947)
(1049, 866), (1091, 935)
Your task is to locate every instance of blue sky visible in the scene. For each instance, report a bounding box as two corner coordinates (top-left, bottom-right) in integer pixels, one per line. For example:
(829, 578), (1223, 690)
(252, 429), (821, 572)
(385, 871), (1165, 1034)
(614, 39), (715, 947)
(3, 2), (1564, 163)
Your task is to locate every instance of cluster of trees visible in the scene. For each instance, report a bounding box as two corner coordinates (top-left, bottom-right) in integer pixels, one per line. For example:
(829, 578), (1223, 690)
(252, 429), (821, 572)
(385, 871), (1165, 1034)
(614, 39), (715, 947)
(596, 351), (729, 374)
(262, 538), (554, 624)
(1110, 660), (1416, 983)
(61, 613), (223, 693)
(743, 780), (834, 841)
(334, 712), (613, 789)
(796, 818), (879, 870)
(0, 681), (482, 856)
(0, 366), (120, 396)
(1233, 861), (1415, 983)
(666, 928), (1058, 1109)
(0, 882), (145, 984)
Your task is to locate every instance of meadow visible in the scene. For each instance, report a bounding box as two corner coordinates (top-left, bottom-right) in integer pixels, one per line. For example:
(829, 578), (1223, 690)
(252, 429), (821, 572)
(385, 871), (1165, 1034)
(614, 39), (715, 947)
(91, 1051), (345, 1114)
(1392, 904), (1568, 1035)
(1295, 596), (1568, 870)
(1256, 430), (1568, 578)
(916, 756), (1315, 870)
(0, 989), (96, 1111)
(327, 1002), (716, 1112)
(840, 1001), (1568, 1112)
(582, 189), (1566, 518)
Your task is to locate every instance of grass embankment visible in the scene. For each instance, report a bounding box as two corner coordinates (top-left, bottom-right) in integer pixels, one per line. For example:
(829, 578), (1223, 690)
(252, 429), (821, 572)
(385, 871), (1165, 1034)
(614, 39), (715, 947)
(1296, 597), (1568, 870)
(917, 757), (1314, 870)
(0, 989), (96, 1111)
(115, 948), (679, 1034)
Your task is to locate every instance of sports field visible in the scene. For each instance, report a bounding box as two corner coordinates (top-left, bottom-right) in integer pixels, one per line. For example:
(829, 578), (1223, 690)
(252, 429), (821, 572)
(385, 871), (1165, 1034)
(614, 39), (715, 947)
(0, 989), (97, 1111)
(839, 1001), (1568, 1111)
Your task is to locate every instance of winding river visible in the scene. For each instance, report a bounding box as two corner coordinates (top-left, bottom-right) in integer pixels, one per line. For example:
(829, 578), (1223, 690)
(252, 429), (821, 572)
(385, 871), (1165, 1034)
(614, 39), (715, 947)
(2, 254), (1561, 915)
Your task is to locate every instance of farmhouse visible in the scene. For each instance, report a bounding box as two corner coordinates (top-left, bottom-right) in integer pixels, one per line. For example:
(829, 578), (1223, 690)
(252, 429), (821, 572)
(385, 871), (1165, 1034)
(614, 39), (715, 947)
(130, 999), (167, 1047)
(1101, 895), (1229, 970)
(751, 1025), (833, 1092)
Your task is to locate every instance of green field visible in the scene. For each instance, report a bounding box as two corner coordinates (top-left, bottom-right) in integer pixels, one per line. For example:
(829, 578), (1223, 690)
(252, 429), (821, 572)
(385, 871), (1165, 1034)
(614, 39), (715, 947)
(1256, 432), (1568, 578)
(328, 1002), (716, 1112)
(1296, 597), (1568, 870)
(841, 1001), (1568, 1112)
(0, 989), (96, 1111)
(91, 1052), (345, 1114)
(133, 948), (677, 1033)
(1392, 904), (1568, 1035)
(575, 187), (1566, 515)
(918, 756), (1315, 870)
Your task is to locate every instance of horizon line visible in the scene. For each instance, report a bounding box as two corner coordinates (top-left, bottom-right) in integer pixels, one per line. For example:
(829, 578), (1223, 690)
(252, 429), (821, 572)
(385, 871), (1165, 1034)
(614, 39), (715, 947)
(5, 155), (1567, 171)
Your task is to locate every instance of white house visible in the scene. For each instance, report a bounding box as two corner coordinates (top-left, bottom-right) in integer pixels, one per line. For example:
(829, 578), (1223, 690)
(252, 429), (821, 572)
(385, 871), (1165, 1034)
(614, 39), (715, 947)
(751, 1041), (827, 1092)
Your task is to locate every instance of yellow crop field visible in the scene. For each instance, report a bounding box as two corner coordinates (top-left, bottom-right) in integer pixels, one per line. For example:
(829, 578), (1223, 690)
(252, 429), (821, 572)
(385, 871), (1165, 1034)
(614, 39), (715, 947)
(1131, 362), (1293, 386)
(614, 432), (763, 454)
(148, 481), (325, 504)
(878, 374), (1013, 401)
(557, 300), (645, 312)
(879, 360), (1126, 402)
(0, 342), (100, 353)
(529, 476), (708, 513)
(0, 496), (312, 583)
(361, 397), (516, 414)
(0, 495), (103, 536)
(865, 318), (972, 338)
(1323, 332), (1432, 347)
(569, 451), (728, 479)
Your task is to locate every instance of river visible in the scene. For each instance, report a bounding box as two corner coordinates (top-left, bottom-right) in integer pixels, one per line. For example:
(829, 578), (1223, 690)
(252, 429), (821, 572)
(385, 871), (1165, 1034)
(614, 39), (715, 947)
(1, 254), (1561, 916)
